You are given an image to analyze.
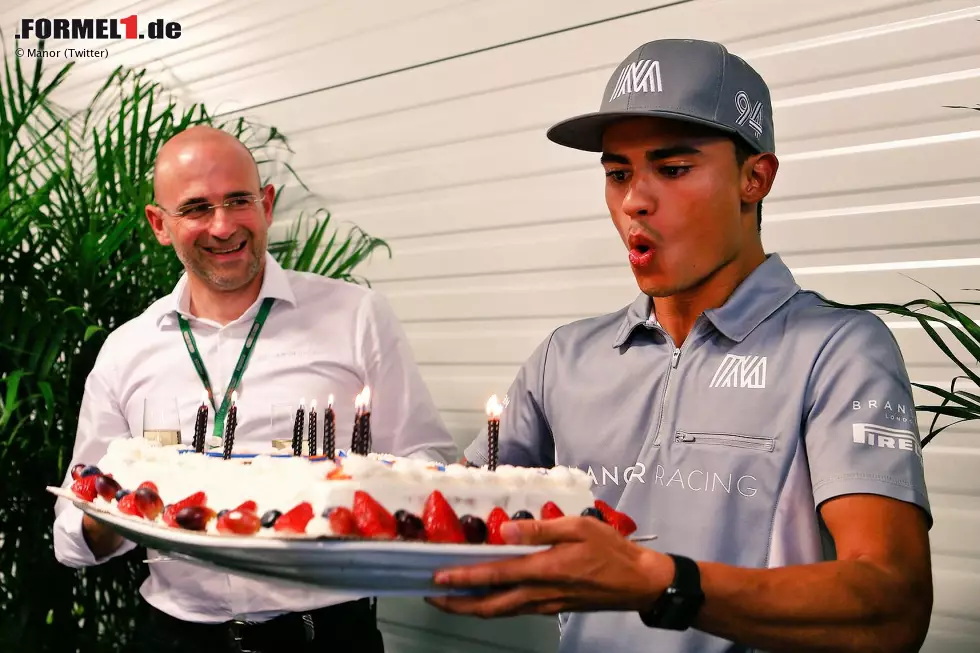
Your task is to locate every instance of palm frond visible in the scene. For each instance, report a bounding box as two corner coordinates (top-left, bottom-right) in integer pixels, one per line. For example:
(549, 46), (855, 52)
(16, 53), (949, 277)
(268, 210), (392, 284)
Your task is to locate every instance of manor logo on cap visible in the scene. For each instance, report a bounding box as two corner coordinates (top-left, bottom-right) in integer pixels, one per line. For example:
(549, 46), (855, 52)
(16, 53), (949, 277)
(608, 59), (663, 102)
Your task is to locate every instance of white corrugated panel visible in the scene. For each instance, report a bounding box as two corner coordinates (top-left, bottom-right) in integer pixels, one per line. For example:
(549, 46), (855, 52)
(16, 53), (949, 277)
(12, 0), (980, 651)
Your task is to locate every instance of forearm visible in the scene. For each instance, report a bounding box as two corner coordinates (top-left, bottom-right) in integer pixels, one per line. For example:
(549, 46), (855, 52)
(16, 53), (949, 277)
(82, 515), (125, 559)
(53, 504), (132, 567)
(689, 558), (930, 653)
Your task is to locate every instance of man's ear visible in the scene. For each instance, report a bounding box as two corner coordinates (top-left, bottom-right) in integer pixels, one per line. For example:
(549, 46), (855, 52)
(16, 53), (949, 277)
(145, 205), (172, 246)
(742, 152), (779, 207)
(261, 183), (276, 228)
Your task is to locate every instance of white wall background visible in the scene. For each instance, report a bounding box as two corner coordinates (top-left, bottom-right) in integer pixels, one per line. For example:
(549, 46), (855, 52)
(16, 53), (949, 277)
(7, 0), (980, 651)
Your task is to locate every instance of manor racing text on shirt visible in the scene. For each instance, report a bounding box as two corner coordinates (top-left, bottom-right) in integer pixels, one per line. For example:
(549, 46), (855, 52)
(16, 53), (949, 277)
(587, 462), (761, 499)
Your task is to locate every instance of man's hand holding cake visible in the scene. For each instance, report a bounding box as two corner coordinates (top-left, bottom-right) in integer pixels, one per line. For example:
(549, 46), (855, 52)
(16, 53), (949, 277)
(428, 513), (668, 616)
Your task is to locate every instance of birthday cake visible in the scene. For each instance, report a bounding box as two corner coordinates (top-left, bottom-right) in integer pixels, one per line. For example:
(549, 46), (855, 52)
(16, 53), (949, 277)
(64, 441), (638, 544)
(62, 391), (636, 543)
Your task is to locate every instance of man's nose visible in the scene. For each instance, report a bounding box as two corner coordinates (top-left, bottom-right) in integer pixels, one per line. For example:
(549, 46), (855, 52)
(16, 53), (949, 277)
(208, 206), (237, 239)
(621, 175), (656, 218)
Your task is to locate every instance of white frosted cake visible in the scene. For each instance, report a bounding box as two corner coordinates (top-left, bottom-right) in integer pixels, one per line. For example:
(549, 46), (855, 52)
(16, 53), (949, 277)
(65, 439), (637, 543)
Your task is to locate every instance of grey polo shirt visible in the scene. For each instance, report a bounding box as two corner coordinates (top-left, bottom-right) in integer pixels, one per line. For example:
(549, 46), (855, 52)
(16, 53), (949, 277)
(464, 253), (931, 653)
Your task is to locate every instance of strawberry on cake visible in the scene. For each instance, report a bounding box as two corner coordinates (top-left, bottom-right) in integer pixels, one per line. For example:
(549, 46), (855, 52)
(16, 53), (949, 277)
(64, 438), (637, 545)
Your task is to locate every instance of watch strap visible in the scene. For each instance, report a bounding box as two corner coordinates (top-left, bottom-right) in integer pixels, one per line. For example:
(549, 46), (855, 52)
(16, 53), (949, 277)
(639, 553), (705, 630)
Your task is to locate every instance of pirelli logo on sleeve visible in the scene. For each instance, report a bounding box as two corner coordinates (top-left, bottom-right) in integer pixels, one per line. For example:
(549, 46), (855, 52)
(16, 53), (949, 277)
(852, 423), (922, 459)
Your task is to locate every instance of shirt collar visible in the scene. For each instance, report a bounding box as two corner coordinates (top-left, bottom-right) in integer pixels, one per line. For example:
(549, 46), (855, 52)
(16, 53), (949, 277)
(155, 252), (297, 328)
(613, 253), (800, 347)
(612, 293), (655, 348)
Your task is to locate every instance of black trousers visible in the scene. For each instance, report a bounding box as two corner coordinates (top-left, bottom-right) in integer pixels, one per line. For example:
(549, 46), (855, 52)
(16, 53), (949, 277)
(130, 597), (384, 653)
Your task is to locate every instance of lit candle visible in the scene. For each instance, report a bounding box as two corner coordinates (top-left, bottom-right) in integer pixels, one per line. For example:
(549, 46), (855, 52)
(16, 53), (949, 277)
(222, 391), (239, 460)
(486, 394), (502, 471)
(308, 398), (318, 457)
(193, 391), (208, 454)
(291, 398), (306, 457)
(351, 390), (365, 455)
(323, 394), (335, 459)
(358, 386), (372, 455)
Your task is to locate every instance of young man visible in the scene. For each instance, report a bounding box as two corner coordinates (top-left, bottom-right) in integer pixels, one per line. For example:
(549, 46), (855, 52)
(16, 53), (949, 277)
(428, 39), (933, 653)
(52, 126), (459, 652)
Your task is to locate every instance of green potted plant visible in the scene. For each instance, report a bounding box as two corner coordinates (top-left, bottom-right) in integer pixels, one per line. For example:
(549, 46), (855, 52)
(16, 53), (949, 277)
(0, 38), (389, 652)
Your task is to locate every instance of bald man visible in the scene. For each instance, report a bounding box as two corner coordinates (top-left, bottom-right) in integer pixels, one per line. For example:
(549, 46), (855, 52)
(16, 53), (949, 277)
(52, 126), (458, 652)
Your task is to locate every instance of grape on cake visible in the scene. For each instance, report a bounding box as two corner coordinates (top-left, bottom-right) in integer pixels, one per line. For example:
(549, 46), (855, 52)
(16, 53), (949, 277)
(66, 438), (638, 543)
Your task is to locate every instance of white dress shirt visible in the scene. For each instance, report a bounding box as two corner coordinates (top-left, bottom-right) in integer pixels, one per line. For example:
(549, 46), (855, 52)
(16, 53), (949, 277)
(52, 253), (458, 623)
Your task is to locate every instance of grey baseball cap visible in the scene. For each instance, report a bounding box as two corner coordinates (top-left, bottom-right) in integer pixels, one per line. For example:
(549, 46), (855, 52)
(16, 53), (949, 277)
(547, 39), (775, 154)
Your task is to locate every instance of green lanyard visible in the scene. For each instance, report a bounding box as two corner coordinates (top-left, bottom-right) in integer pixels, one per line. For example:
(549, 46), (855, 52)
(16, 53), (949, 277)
(177, 297), (275, 443)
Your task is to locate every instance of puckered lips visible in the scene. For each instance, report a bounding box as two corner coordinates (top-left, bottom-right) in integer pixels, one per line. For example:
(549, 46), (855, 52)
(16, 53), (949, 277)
(202, 239), (247, 261)
(627, 230), (656, 268)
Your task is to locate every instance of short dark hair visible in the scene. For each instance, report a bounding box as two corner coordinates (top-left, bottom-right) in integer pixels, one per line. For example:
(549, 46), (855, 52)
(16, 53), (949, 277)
(732, 137), (763, 232)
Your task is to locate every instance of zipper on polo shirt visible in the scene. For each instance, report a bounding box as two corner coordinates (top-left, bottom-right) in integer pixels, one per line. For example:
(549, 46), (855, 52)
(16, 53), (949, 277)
(649, 316), (703, 447)
(674, 431), (775, 452)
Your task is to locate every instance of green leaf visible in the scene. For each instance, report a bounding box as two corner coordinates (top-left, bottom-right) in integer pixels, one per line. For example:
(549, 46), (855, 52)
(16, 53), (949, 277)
(914, 404), (980, 420)
(922, 418), (969, 448)
(919, 319), (980, 388)
(911, 381), (980, 412)
(83, 325), (104, 342)
(905, 279), (980, 362)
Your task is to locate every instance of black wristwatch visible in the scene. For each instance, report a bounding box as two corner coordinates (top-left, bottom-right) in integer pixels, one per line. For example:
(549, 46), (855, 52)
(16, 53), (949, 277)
(638, 553), (705, 630)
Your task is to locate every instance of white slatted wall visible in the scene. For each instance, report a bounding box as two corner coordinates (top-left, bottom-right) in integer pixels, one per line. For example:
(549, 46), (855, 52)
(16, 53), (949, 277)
(8, 0), (980, 650)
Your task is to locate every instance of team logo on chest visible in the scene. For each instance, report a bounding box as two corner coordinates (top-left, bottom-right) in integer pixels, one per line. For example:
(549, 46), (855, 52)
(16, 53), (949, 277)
(709, 354), (767, 389)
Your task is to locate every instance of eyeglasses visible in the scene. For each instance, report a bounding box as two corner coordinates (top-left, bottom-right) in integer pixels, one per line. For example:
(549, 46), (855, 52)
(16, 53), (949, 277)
(159, 195), (263, 219)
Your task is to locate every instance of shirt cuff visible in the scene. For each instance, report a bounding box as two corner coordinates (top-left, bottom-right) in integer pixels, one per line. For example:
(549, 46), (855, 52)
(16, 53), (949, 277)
(812, 474), (933, 529)
(53, 504), (135, 568)
(463, 440), (489, 466)
(401, 448), (453, 464)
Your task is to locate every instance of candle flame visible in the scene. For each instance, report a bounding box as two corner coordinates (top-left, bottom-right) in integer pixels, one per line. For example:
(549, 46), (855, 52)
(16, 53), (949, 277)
(362, 386), (371, 408)
(327, 393), (334, 408)
(201, 390), (208, 405)
(486, 394), (503, 419)
(231, 390), (238, 404)
(354, 386), (371, 411)
(299, 397), (305, 408)
(311, 398), (317, 410)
